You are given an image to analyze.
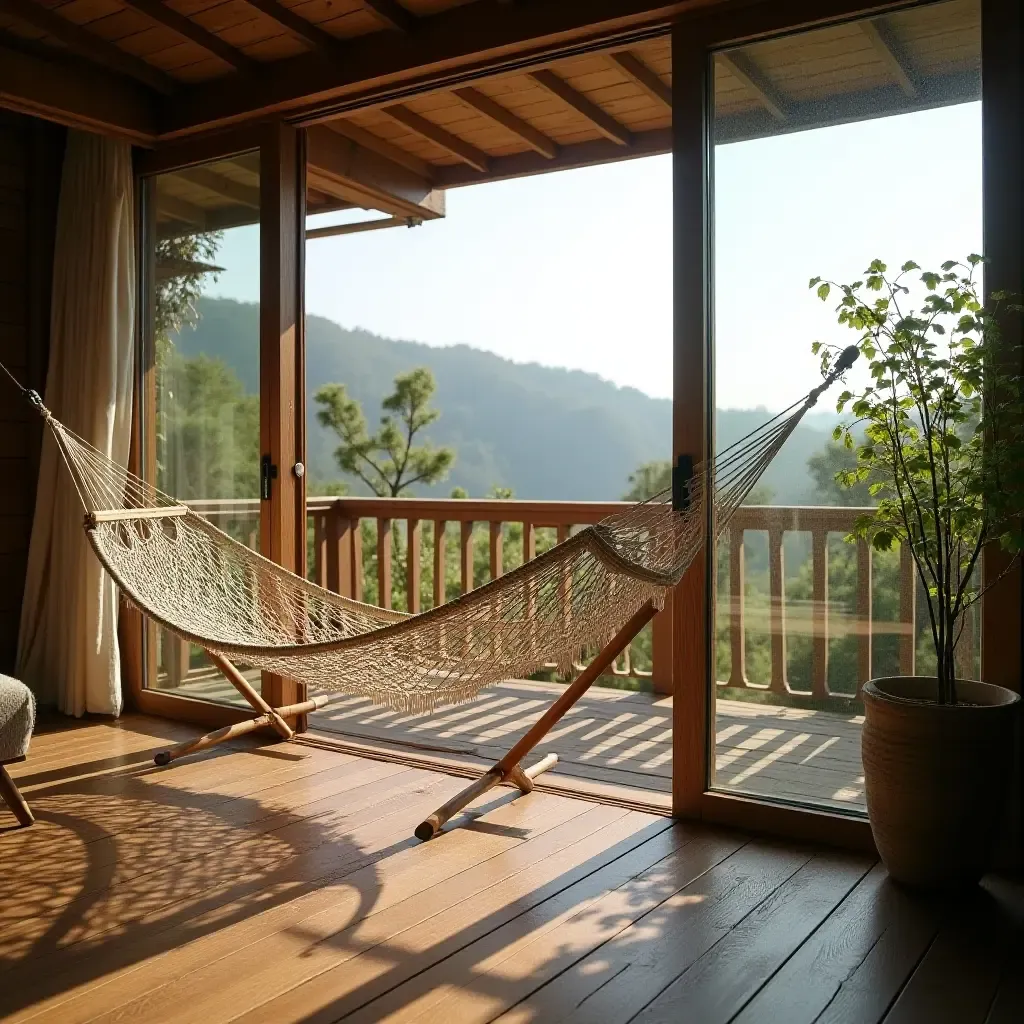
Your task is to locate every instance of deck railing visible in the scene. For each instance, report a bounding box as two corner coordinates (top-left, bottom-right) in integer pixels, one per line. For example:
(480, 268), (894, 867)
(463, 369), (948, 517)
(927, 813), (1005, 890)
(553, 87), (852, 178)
(181, 497), (964, 703)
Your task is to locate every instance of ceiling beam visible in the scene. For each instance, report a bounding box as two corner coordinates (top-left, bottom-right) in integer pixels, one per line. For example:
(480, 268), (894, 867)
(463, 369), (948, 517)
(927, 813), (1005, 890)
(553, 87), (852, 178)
(119, 0), (259, 74)
(382, 104), (490, 173)
(306, 124), (446, 219)
(160, 1), (697, 137)
(326, 118), (435, 180)
(175, 166), (261, 208)
(161, 0), (923, 139)
(237, 0), (345, 59)
(437, 125), (671, 188)
(0, 0), (176, 95)
(361, 0), (417, 34)
(528, 68), (632, 146)
(607, 50), (671, 110)
(715, 50), (787, 121)
(859, 18), (917, 98)
(0, 36), (157, 143)
(156, 192), (207, 224)
(453, 86), (558, 159)
(307, 215), (420, 240)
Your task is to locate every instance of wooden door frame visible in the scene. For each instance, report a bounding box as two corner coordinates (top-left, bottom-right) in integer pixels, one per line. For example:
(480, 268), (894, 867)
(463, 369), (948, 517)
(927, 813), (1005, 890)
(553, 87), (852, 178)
(670, 0), (1011, 853)
(124, 122), (308, 729)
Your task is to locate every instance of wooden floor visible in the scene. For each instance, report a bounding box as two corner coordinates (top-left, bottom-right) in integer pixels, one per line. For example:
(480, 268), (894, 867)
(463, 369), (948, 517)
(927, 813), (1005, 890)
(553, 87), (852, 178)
(3, 715), (1022, 1024)
(164, 674), (866, 812)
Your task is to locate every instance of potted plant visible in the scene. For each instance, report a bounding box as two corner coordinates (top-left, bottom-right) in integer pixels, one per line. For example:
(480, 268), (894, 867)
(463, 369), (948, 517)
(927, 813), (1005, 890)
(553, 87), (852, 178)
(811, 256), (1023, 887)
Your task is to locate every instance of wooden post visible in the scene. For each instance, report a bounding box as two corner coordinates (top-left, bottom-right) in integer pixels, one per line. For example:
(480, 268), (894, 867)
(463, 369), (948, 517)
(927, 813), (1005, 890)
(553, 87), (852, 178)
(260, 120), (306, 716)
(460, 520), (474, 594)
(377, 517), (392, 608)
(651, 592), (674, 695)
(489, 521), (503, 579)
(671, 24), (712, 816)
(811, 527), (829, 699)
(856, 537), (872, 695)
(408, 518), (422, 613)
(768, 525), (788, 695)
(899, 541), (917, 676)
(433, 519), (446, 606)
(728, 524), (745, 688)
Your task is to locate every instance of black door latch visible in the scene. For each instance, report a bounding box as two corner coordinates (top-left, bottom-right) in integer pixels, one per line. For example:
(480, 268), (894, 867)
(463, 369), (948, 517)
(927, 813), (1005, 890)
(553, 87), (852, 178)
(260, 455), (278, 500)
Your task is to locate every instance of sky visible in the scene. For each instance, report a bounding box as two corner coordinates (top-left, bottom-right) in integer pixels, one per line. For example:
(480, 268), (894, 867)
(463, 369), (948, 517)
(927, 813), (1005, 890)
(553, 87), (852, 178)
(207, 101), (982, 411)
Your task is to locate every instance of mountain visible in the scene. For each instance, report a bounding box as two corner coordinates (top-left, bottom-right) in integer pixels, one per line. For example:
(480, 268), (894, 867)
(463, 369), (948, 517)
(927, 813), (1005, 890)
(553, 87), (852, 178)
(174, 297), (834, 502)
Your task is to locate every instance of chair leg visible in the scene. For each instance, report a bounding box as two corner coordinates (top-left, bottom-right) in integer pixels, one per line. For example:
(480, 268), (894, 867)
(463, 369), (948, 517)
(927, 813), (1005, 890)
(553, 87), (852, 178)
(0, 763), (34, 827)
(415, 600), (659, 841)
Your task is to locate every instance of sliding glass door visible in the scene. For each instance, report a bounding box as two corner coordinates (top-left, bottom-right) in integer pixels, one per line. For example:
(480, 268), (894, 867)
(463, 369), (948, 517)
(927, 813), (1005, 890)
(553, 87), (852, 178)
(707, 0), (982, 813)
(132, 127), (306, 715)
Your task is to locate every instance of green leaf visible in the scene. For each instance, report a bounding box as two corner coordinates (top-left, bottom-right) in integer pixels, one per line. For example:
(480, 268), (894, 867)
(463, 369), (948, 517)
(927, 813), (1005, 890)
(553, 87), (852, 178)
(816, 283), (831, 301)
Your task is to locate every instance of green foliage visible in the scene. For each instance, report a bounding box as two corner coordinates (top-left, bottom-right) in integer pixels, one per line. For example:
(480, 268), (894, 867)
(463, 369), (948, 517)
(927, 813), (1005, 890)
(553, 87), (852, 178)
(623, 459), (775, 505)
(316, 368), (455, 497)
(154, 233), (223, 350)
(624, 461), (672, 501)
(810, 257), (1024, 702)
(157, 351), (259, 501)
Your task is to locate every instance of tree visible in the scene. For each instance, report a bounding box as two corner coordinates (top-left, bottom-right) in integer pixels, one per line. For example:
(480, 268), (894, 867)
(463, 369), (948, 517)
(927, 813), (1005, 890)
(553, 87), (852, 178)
(807, 440), (874, 506)
(316, 368), (455, 497)
(812, 257), (1024, 700)
(623, 459), (774, 506)
(154, 232), (224, 348)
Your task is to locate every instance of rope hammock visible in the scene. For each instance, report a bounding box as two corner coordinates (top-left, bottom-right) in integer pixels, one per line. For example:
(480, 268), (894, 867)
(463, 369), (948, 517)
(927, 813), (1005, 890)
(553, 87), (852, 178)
(1, 347), (857, 836)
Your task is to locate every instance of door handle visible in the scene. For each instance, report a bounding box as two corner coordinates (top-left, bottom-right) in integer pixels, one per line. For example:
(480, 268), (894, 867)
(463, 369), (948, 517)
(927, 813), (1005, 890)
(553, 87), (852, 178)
(260, 455), (278, 501)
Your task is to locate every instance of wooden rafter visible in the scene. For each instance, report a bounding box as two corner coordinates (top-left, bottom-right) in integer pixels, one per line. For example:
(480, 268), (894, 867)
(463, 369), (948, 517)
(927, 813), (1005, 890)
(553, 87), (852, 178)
(361, 0), (416, 34)
(0, 36), (157, 142)
(716, 50), (787, 121)
(157, 191), (207, 224)
(161, 0), (696, 137)
(436, 126), (671, 188)
(306, 124), (445, 219)
(453, 86), (558, 159)
(237, 0), (345, 58)
(607, 50), (671, 110)
(119, 0), (258, 74)
(0, 0), (176, 95)
(175, 166), (260, 208)
(859, 18), (917, 98)
(528, 69), (633, 147)
(327, 119), (435, 180)
(382, 103), (490, 173)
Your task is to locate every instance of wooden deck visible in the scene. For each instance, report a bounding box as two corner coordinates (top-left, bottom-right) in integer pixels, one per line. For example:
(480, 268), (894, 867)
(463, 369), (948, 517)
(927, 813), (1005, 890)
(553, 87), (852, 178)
(2, 714), (1022, 1024)
(163, 672), (866, 812)
(310, 681), (866, 813)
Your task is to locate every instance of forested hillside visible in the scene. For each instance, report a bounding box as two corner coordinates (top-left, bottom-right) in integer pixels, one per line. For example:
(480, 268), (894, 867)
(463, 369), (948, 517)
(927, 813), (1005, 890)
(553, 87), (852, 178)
(174, 297), (835, 501)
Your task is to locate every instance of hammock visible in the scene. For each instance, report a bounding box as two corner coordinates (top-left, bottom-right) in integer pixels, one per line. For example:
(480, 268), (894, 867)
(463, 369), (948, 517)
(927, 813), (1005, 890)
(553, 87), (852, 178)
(1, 346), (857, 837)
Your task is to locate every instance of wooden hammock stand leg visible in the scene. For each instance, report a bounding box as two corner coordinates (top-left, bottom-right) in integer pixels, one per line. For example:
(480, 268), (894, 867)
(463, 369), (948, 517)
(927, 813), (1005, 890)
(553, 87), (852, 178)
(154, 650), (329, 766)
(415, 599), (660, 841)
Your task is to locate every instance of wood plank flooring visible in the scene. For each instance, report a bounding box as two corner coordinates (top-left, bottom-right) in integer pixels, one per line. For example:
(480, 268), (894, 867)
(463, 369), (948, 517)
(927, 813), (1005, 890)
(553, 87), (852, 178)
(163, 673), (866, 811)
(2, 713), (1021, 1024)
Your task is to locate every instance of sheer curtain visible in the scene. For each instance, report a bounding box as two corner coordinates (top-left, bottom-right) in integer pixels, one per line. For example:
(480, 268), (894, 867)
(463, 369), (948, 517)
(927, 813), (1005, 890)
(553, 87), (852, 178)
(17, 131), (136, 717)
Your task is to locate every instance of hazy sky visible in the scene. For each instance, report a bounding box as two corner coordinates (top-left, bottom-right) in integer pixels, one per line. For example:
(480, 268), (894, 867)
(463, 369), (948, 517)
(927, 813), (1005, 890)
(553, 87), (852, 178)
(208, 101), (981, 411)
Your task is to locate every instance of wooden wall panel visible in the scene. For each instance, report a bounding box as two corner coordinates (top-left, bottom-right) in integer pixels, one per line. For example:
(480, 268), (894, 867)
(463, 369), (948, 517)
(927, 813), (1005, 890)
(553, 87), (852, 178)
(0, 110), (64, 674)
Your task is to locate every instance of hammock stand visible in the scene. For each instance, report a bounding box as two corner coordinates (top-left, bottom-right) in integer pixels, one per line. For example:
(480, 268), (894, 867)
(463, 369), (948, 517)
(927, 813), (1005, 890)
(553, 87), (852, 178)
(1, 347), (857, 840)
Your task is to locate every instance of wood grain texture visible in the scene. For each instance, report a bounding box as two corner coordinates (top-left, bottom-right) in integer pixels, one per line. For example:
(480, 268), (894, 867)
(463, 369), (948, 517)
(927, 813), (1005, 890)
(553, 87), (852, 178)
(4, 713), (1023, 1024)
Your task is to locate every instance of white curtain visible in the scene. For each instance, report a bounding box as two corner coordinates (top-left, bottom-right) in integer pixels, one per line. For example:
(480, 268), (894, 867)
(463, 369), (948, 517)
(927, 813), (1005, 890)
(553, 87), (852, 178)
(17, 131), (136, 717)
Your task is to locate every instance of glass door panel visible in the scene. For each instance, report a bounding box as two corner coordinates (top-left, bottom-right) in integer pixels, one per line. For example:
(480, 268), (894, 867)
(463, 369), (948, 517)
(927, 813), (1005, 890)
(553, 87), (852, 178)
(709, 0), (982, 812)
(142, 152), (262, 705)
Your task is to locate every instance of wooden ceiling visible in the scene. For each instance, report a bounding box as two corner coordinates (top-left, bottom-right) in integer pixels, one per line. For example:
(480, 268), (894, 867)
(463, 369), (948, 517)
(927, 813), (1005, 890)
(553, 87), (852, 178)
(2, 0), (979, 222)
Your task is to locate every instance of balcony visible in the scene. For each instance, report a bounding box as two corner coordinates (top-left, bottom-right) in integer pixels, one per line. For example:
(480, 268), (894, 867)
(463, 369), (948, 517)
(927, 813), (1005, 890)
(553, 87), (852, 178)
(155, 497), (965, 813)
